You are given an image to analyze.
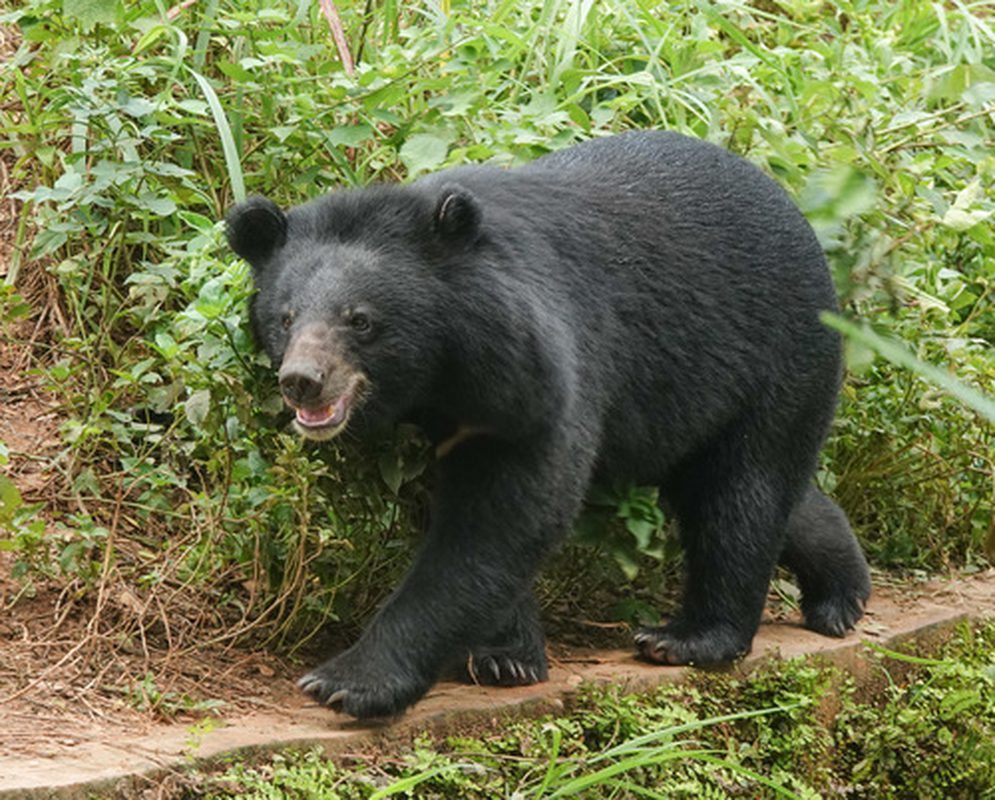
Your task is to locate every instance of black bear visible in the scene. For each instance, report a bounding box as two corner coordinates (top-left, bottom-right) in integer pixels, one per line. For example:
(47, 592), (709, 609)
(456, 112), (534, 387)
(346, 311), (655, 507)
(226, 130), (871, 719)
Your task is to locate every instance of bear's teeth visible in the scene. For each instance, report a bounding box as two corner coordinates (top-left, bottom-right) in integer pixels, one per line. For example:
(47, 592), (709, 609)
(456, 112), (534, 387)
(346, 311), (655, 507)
(329, 394), (350, 426)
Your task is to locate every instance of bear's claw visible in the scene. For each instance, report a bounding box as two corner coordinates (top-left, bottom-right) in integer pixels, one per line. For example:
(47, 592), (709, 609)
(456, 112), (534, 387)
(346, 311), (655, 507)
(325, 688), (349, 707)
(296, 654), (428, 719)
(802, 593), (867, 638)
(472, 654), (542, 686)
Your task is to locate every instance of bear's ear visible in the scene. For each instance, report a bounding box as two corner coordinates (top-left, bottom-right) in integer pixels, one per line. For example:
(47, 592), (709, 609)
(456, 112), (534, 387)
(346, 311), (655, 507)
(433, 186), (481, 246)
(225, 196), (288, 268)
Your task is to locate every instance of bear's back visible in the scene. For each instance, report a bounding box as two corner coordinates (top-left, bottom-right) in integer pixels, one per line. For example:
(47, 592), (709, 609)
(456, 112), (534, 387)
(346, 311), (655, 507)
(514, 133), (842, 482)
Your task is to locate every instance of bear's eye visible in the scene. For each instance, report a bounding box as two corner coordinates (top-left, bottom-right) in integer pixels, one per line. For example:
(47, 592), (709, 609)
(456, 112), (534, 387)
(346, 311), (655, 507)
(281, 311), (294, 330)
(349, 312), (372, 335)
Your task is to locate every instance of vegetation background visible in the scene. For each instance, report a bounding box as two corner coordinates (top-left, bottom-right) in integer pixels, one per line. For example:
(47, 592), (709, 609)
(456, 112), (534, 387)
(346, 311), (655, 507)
(0, 0), (992, 796)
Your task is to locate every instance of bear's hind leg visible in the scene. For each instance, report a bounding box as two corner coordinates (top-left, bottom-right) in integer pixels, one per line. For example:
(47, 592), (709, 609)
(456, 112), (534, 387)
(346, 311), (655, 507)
(780, 486), (870, 637)
(636, 467), (787, 666)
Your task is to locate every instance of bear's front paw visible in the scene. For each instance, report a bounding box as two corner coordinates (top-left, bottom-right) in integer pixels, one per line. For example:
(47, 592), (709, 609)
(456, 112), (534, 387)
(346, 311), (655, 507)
(634, 622), (750, 666)
(298, 651), (429, 719)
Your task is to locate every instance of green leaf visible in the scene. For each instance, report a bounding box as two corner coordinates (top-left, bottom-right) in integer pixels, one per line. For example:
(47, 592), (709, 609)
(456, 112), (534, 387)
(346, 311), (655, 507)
(927, 63), (995, 103)
(0, 475), (23, 527)
(799, 167), (878, 227)
(610, 545), (640, 582)
(136, 193), (177, 217)
(378, 453), (404, 495)
(153, 331), (179, 358)
(938, 690), (980, 721)
(941, 179), (992, 231)
(325, 123), (376, 148)
(399, 133), (451, 176)
(217, 60), (255, 83)
(184, 389), (211, 429)
(608, 597), (661, 627)
(178, 211), (217, 232)
(188, 67), (245, 202)
(63, 0), (120, 30)
(59, 541), (83, 574)
(625, 517), (656, 550)
(131, 23), (169, 57)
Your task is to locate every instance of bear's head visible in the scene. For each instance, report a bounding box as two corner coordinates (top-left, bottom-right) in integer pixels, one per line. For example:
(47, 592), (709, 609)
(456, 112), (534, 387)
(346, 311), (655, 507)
(226, 186), (481, 440)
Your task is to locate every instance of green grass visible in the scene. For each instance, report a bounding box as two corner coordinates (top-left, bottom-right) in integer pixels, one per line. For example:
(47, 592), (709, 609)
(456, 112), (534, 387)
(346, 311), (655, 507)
(0, 0), (992, 685)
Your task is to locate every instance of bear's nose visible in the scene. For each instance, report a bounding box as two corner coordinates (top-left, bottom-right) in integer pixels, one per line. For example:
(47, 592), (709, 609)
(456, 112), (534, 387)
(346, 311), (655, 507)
(279, 363), (325, 407)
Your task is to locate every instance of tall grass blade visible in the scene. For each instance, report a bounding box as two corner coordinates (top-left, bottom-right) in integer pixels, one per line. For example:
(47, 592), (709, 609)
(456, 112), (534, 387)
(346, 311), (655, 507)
(864, 640), (951, 667)
(823, 314), (995, 422)
(370, 763), (481, 798)
(188, 66), (245, 203)
(546, 749), (803, 798)
(319, 0), (355, 77)
(593, 702), (806, 761)
(553, 0), (596, 85)
(193, 0), (221, 69)
(543, 704), (807, 798)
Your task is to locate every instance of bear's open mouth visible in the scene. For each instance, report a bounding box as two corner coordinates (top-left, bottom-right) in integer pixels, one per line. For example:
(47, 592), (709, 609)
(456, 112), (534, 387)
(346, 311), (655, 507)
(288, 376), (366, 441)
(296, 395), (350, 430)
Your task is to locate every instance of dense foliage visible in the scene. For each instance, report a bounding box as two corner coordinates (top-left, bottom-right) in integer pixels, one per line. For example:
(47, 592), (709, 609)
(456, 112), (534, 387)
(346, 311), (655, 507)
(0, 0), (992, 645)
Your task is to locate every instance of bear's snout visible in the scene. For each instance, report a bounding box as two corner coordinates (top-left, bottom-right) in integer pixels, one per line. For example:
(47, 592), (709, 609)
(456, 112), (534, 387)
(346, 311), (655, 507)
(278, 322), (338, 405)
(277, 322), (367, 440)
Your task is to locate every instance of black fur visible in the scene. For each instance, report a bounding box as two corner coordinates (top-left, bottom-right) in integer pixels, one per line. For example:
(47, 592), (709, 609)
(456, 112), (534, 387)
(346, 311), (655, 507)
(226, 131), (871, 719)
